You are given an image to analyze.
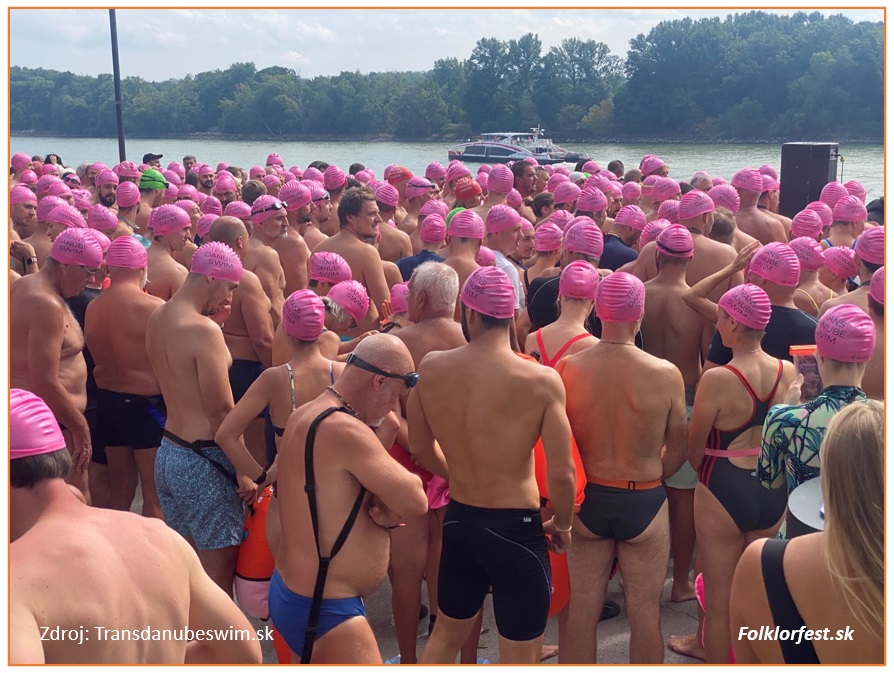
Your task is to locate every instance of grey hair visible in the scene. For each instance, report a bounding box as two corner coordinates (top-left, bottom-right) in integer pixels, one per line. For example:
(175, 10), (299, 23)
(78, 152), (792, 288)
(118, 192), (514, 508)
(321, 294), (350, 325)
(409, 262), (459, 317)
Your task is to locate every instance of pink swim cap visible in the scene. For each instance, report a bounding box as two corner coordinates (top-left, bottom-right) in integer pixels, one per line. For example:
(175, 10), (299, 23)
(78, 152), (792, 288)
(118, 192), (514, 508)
(251, 195), (287, 225)
(10, 389), (67, 460)
(47, 204), (87, 229)
(224, 201), (252, 219)
(832, 195), (867, 223)
(533, 222), (563, 252)
(548, 209), (574, 231)
(791, 209), (823, 238)
(115, 181), (140, 208)
(85, 228), (111, 254)
(303, 166), (324, 183)
(788, 237), (825, 271)
(117, 161), (141, 179)
(559, 260), (599, 300)
(87, 204), (118, 233)
(375, 184), (400, 208)
(406, 177), (435, 200)
(711, 176), (727, 186)
(449, 209), (485, 239)
(461, 266), (516, 319)
(614, 205), (647, 230)
(10, 152), (31, 171)
(750, 242), (800, 287)
(162, 170), (182, 187)
(420, 214), (447, 243)
(390, 283), (410, 314)
(420, 199), (448, 219)
(20, 169), (38, 184)
(656, 224), (694, 259)
(197, 164), (215, 177)
(425, 162), (446, 180)
(805, 201), (834, 228)
(475, 246), (496, 267)
(386, 166), (413, 186)
(506, 188), (523, 209)
(173, 198), (200, 219)
(50, 227), (104, 266)
(758, 164), (778, 180)
(546, 173), (570, 193)
(149, 204), (192, 235)
(310, 252), (352, 283)
(164, 184), (179, 200)
(622, 181), (642, 200)
(563, 215), (596, 234)
(190, 241), (243, 283)
(321, 165), (345, 191)
(553, 181), (582, 206)
(36, 175), (62, 196)
(820, 181), (849, 209)
(564, 221), (604, 258)
(72, 190), (92, 210)
(445, 162), (471, 184)
(266, 153), (284, 166)
(639, 219), (671, 248)
(177, 185), (200, 203)
(94, 169), (119, 187)
(844, 180), (867, 202)
(196, 214), (217, 239)
(582, 160), (601, 173)
(640, 155), (666, 177)
(652, 177), (681, 202)
(552, 165), (569, 176)
(486, 164), (514, 194)
(47, 181), (72, 199)
(280, 180), (312, 211)
(249, 165), (266, 180)
(658, 199), (680, 223)
(10, 184), (37, 205)
(261, 174), (281, 190)
(869, 267), (884, 304)
(215, 163), (229, 174)
(328, 280), (370, 324)
(106, 235), (148, 269)
(37, 195), (67, 222)
(815, 304), (875, 363)
(731, 167), (764, 194)
(213, 174), (237, 193)
(577, 187), (608, 213)
(486, 204), (522, 234)
(678, 190), (716, 221)
(282, 289), (326, 341)
(855, 226), (884, 265)
(718, 283), (772, 329)
(595, 272), (645, 323)
(761, 175), (780, 192)
(200, 196), (223, 216)
(822, 245), (857, 279)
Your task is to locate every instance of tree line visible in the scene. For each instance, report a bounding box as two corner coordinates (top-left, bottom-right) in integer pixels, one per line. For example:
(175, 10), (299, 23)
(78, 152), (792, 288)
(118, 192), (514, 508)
(10, 11), (881, 142)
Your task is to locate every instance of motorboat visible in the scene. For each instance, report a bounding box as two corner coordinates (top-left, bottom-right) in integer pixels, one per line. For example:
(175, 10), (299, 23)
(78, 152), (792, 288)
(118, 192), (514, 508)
(448, 128), (590, 165)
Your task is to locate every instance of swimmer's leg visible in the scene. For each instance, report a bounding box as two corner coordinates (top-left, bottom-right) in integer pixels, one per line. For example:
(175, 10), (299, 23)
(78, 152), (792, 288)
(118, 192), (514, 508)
(618, 499), (670, 663)
(133, 446), (162, 519)
(388, 510), (429, 663)
(560, 524), (615, 663)
(309, 616), (381, 664)
(420, 610), (480, 664)
(196, 545), (239, 594)
(665, 484), (696, 601)
(105, 445), (139, 511)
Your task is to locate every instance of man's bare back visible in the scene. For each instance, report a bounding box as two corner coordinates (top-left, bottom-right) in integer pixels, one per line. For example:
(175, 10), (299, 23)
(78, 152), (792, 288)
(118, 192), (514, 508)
(146, 245), (187, 301)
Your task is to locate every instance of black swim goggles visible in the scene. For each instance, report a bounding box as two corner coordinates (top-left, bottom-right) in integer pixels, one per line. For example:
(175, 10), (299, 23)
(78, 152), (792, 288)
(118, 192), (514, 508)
(346, 353), (419, 388)
(255, 200), (286, 215)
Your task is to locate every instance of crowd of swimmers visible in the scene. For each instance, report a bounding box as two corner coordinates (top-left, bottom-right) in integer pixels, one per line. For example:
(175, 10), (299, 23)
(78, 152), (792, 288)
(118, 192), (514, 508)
(8, 148), (884, 664)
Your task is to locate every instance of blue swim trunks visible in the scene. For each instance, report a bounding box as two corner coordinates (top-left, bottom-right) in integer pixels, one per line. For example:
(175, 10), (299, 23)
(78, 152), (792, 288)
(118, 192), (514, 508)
(269, 569), (366, 658)
(155, 436), (244, 550)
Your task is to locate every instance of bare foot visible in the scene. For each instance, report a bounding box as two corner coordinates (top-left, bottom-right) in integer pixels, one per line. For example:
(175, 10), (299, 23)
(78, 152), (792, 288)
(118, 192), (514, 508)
(667, 633), (704, 661)
(540, 644), (559, 661)
(671, 581), (697, 602)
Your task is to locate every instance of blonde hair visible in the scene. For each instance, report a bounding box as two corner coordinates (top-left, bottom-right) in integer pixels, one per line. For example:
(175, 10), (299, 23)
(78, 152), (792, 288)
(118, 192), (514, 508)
(820, 399), (884, 639)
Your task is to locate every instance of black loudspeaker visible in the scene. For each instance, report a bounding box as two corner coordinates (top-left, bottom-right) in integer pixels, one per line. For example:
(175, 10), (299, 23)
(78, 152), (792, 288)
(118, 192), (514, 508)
(779, 142), (840, 218)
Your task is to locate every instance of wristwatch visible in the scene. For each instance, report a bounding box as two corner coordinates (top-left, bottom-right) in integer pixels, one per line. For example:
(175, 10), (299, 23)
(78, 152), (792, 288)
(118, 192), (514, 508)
(25, 256), (37, 266)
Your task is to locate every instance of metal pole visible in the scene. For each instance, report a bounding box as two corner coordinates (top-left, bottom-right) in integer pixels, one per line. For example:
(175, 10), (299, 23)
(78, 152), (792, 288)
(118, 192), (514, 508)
(109, 10), (126, 161)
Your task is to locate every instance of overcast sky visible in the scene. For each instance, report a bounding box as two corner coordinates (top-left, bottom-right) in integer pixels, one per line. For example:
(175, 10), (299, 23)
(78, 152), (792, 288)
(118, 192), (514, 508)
(8, 4), (883, 82)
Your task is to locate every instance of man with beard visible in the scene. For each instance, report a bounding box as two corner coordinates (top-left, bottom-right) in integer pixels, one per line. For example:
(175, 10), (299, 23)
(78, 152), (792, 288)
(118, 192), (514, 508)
(92, 169), (118, 208)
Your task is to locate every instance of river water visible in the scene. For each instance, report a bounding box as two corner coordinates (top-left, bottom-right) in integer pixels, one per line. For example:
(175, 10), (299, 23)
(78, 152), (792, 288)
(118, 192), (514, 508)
(11, 136), (884, 198)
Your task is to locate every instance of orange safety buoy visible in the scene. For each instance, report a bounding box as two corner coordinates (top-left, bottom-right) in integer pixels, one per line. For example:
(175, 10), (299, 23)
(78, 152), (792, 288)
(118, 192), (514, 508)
(235, 485), (275, 619)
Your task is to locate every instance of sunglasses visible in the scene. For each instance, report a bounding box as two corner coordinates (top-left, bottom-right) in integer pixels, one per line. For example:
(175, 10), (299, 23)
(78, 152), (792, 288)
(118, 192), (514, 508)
(346, 353), (419, 388)
(256, 200), (286, 215)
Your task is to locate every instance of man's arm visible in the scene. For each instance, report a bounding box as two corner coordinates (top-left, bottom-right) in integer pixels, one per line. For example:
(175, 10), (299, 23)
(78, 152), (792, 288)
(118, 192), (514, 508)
(539, 370), (576, 542)
(407, 378), (450, 479)
(359, 250), (390, 331)
(662, 366), (689, 479)
(214, 371), (275, 487)
(279, 238), (310, 295)
(9, 596), (44, 664)
(629, 241), (658, 282)
(195, 324), (236, 436)
(177, 533), (262, 664)
(683, 241), (759, 324)
(240, 275), (274, 367)
(26, 301), (91, 468)
(253, 252), (285, 327)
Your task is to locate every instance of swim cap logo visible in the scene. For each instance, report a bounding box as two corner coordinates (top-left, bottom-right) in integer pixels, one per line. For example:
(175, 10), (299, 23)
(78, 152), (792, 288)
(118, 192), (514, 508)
(56, 238), (86, 257)
(204, 249), (234, 269)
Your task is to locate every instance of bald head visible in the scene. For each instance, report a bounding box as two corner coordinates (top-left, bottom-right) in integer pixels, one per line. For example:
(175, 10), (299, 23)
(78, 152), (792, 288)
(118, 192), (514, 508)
(350, 333), (414, 376)
(209, 216), (248, 247)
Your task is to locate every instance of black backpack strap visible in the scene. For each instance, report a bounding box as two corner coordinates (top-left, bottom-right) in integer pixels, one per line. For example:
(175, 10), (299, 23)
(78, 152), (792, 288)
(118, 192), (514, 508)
(300, 406), (368, 664)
